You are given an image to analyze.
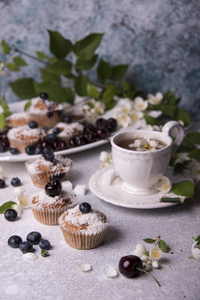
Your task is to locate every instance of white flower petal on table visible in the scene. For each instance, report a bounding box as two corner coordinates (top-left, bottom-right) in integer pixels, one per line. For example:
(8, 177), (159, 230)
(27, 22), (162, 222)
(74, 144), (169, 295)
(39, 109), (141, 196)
(23, 253), (38, 261)
(191, 241), (200, 261)
(78, 264), (92, 272)
(149, 247), (162, 261)
(104, 266), (118, 278)
(13, 187), (25, 197)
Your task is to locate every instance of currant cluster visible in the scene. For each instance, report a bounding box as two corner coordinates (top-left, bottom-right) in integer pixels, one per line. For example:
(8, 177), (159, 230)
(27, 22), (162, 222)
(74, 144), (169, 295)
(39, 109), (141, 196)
(7, 231), (51, 254)
(69, 117), (117, 147)
(25, 137), (67, 156)
(0, 130), (10, 153)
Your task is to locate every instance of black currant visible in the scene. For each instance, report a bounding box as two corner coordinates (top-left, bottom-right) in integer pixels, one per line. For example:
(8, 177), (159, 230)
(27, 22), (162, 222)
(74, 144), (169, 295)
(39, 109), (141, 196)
(43, 147), (54, 162)
(0, 179), (6, 188)
(53, 127), (61, 135)
(39, 92), (49, 100)
(25, 145), (35, 155)
(45, 179), (62, 197)
(11, 177), (21, 187)
(63, 114), (73, 124)
(39, 239), (51, 250)
(4, 209), (18, 221)
(79, 202), (91, 214)
(106, 118), (117, 132)
(29, 120), (38, 129)
(19, 241), (33, 254)
(8, 235), (22, 248)
(10, 147), (19, 155)
(26, 231), (42, 245)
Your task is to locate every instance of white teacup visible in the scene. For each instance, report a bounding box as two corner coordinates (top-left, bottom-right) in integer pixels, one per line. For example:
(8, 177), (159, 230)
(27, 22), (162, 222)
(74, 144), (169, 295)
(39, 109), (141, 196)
(111, 121), (184, 195)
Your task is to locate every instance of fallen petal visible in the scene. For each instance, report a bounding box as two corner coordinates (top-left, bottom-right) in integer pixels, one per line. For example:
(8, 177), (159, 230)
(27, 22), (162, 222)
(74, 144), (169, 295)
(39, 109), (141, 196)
(78, 264), (92, 272)
(23, 253), (38, 261)
(104, 266), (118, 278)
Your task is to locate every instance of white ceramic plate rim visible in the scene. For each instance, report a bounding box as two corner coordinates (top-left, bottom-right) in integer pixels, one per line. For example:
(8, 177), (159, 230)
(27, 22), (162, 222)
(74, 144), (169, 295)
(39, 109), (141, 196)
(89, 166), (191, 209)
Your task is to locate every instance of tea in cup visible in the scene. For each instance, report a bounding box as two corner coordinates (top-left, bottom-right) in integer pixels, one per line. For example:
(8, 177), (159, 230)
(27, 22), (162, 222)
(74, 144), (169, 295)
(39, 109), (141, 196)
(111, 121), (184, 195)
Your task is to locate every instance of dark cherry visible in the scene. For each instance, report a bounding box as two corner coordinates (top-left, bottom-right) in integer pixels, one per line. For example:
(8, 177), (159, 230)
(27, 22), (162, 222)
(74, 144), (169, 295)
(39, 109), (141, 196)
(10, 147), (19, 155)
(83, 131), (97, 144)
(47, 111), (53, 118)
(41, 140), (53, 149)
(8, 235), (22, 248)
(0, 130), (8, 139)
(83, 124), (98, 135)
(52, 140), (67, 151)
(96, 118), (107, 130)
(0, 139), (10, 151)
(39, 92), (49, 100)
(97, 128), (109, 140)
(119, 255), (143, 278)
(69, 135), (85, 147)
(4, 209), (18, 221)
(45, 179), (62, 197)
(106, 118), (117, 132)
(27, 231), (42, 245)
(79, 202), (91, 214)
(29, 120), (38, 129)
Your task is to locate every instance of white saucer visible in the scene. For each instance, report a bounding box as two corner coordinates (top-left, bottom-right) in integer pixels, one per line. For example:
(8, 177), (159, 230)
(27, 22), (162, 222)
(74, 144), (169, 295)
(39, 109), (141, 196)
(89, 166), (192, 209)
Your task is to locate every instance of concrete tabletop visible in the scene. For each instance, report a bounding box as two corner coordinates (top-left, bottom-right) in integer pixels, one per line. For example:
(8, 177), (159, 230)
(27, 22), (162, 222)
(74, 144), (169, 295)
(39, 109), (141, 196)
(0, 142), (199, 300)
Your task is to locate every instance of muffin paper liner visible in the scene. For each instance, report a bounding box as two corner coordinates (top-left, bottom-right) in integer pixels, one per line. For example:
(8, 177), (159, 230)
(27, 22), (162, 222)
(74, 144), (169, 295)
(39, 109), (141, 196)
(29, 111), (63, 128)
(31, 206), (68, 226)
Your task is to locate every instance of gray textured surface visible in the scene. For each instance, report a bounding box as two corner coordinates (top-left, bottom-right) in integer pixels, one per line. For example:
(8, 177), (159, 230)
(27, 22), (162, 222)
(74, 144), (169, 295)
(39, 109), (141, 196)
(0, 0), (200, 119)
(0, 143), (200, 300)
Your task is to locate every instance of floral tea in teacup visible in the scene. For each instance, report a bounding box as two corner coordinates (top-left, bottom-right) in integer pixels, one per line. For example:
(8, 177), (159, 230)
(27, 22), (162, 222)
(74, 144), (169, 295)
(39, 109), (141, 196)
(111, 121), (184, 195)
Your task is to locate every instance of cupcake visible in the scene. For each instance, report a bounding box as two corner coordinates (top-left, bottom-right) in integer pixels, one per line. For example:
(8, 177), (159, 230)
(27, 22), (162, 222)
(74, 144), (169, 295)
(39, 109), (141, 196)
(28, 96), (64, 128)
(25, 155), (72, 188)
(59, 203), (109, 250)
(48, 122), (84, 146)
(6, 112), (30, 128)
(31, 179), (76, 225)
(7, 124), (46, 153)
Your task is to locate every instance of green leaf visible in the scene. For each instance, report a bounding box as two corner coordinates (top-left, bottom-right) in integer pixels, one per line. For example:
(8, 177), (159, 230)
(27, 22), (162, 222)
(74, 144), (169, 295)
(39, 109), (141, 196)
(6, 63), (20, 71)
(45, 59), (72, 76)
(36, 51), (47, 59)
(177, 140), (196, 153)
(1, 39), (10, 54)
(13, 56), (27, 67)
(86, 83), (100, 99)
(40, 68), (61, 83)
(173, 162), (187, 174)
(76, 54), (98, 71)
(143, 115), (161, 126)
(195, 235), (200, 246)
(48, 30), (73, 59)
(64, 87), (75, 104)
(74, 33), (104, 60)
(10, 78), (37, 99)
(185, 132), (200, 145)
(188, 149), (200, 162)
(1, 93), (11, 117)
(97, 59), (112, 80)
(109, 64), (128, 81)
(158, 240), (169, 253)
(34, 81), (70, 102)
(143, 238), (156, 244)
(24, 99), (32, 111)
(156, 104), (176, 118)
(174, 108), (191, 126)
(0, 114), (6, 129)
(171, 180), (195, 199)
(121, 80), (130, 91)
(41, 249), (50, 257)
(0, 201), (16, 214)
(74, 73), (89, 96)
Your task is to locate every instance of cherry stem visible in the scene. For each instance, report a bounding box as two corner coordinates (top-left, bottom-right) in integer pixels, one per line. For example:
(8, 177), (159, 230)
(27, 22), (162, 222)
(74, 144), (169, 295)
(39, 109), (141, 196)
(136, 267), (161, 287)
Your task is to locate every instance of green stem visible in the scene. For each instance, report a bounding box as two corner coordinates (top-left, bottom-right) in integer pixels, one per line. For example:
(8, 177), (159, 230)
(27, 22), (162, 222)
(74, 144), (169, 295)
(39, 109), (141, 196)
(137, 267), (161, 287)
(12, 46), (49, 66)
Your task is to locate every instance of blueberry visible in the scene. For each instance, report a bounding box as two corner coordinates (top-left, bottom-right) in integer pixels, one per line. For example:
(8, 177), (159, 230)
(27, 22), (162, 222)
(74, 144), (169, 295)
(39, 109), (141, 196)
(27, 231), (42, 245)
(79, 202), (91, 214)
(63, 114), (73, 124)
(34, 145), (43, 155)
(11, 177), (21, 187)
(39, 239), (51, 250)
(8, 235), (22, 248)
(29, 120), (38, 129)
(0, 179), (6, 188)
(0, 144), (5, 152)
(43, 147), (54, 162)
(25, 145), (35, 155)
(4, 209), (18, 221)
(45, 179), (62, 197)
(46, 133), (57, 143)
(39, 92), (49, 100)
(10, 147), (19, 155)
(53, 127), (61, 135)
(19, 241), (33, 254)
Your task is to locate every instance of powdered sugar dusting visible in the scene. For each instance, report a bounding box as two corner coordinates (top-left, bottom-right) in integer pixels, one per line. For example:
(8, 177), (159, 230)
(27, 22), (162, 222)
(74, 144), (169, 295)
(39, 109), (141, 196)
(7, 125), (45, 140)
(48, 122), (84, 137)
(6, 112), (30, 120)
(59, 205), (109, 234)
(31, 189), (76, 209)
(28, 99), (64, 114)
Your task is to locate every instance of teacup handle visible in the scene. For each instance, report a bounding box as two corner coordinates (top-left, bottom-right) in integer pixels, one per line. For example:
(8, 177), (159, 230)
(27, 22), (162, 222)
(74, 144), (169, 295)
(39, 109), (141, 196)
(162, 121), (185, 153)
